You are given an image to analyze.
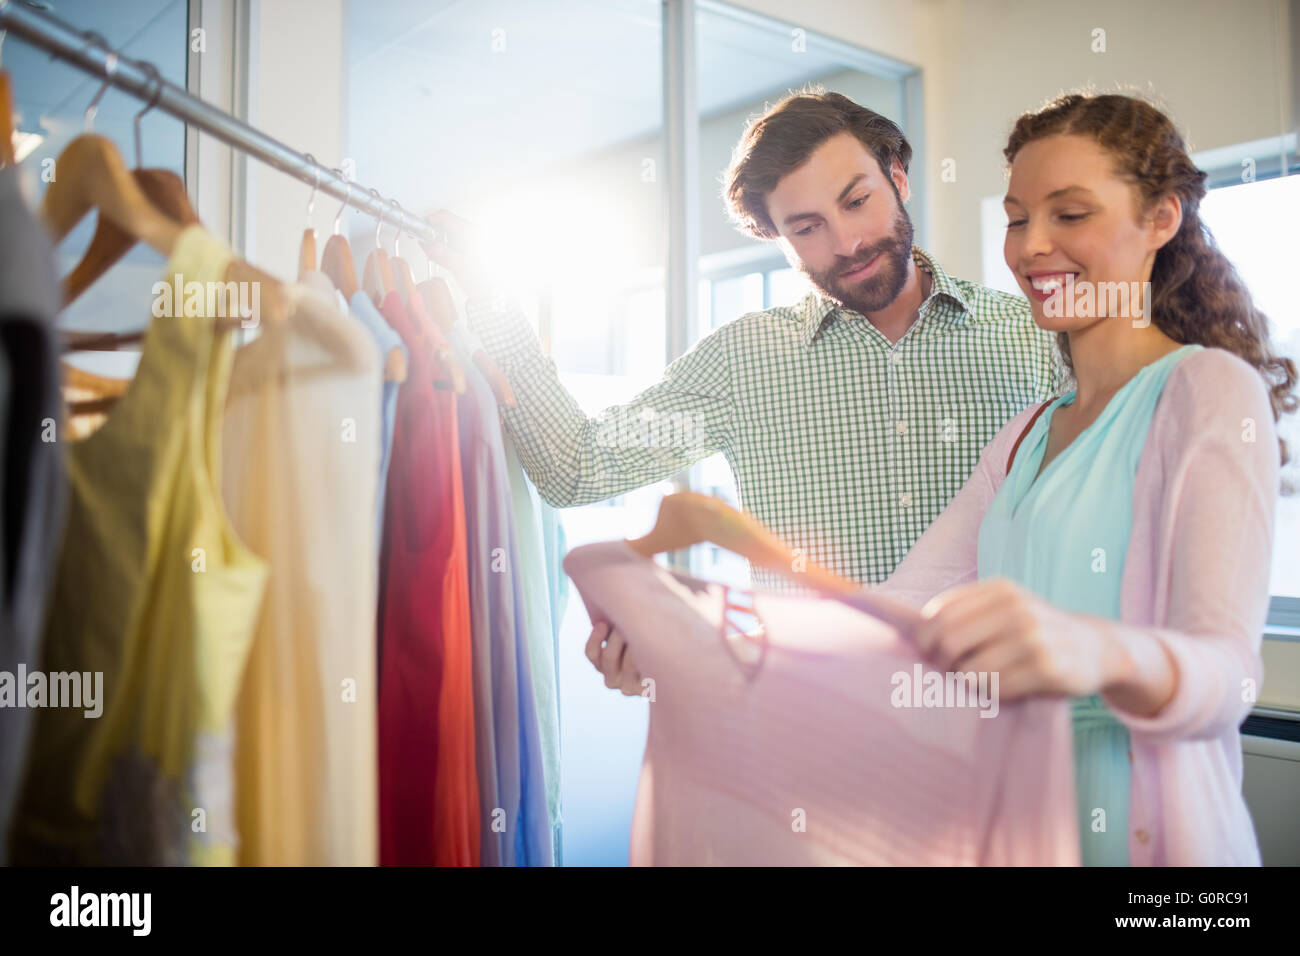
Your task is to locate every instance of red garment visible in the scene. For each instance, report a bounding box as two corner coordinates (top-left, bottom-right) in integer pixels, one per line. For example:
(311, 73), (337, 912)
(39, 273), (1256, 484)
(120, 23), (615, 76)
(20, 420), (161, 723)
(377, 291), (479, 866)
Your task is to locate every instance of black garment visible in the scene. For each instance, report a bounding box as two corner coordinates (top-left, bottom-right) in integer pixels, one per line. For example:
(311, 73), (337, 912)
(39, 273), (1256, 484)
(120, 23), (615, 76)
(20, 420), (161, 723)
(0, 165), (67, 864)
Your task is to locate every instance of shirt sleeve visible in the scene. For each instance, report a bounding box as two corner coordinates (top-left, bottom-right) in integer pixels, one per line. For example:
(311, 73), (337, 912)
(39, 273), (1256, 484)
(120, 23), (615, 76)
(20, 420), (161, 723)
(871, 404), (1038, 607)
(1099, 349), (1277, 743)
(464, 288), (734, 508)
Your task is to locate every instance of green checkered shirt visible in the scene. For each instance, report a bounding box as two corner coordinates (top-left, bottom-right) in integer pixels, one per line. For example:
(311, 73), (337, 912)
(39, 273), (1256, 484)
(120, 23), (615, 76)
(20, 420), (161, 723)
(464, 246), (1068, 591)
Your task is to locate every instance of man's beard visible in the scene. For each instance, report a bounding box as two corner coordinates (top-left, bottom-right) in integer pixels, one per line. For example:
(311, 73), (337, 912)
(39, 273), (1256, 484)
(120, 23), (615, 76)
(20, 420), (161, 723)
(799, 196), (915, 316)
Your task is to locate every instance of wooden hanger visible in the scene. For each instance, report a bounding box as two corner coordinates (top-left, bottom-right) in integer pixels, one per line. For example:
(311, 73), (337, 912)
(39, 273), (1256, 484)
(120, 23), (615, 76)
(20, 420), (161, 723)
(362, 189), (395, 305)
(625, 491), (924, 637)
(372, 214), (409, 383)
(392, 256), (418, 311)
(625, 491), (861, 595)
(42, 133), (184, 257)
(59, 72), (237, 345)
(317, 176), (401, 381)
(320, 170), (359, 300)
(0, 70), (16, 168)
(377, 221), (411, 383)
(387, 199), (419, 309)
(297, 155), (319, 280)
(62, 168), (200, 308)
(421, 274), (515, 407)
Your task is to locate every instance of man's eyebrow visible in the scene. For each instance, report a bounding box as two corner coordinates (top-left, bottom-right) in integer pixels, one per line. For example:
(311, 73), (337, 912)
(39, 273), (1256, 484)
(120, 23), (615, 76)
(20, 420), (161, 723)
(781, 174), (869, 226)
(1004, 185), (1096, 205)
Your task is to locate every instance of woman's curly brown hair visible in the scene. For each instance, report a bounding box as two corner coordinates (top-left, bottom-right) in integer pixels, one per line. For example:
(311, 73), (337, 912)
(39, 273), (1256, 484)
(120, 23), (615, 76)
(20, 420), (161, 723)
(1004, 92), (1298, 470)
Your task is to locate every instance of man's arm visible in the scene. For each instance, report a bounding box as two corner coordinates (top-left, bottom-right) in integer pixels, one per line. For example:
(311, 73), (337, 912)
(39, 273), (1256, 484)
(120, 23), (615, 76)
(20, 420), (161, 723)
(464, 290), (735, 508)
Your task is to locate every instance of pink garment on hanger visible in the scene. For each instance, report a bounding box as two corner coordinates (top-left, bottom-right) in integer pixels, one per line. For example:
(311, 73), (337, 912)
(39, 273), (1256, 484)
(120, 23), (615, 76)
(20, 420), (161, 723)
(563, 540), (1081, 866)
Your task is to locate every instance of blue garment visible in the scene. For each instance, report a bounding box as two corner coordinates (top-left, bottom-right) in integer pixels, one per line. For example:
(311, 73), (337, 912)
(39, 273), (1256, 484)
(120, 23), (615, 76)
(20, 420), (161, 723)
(446, 323), (553, 867)
(348, 291), (405, 549)
(504, 438), (563, 830)
(976, 344), (1202, 866)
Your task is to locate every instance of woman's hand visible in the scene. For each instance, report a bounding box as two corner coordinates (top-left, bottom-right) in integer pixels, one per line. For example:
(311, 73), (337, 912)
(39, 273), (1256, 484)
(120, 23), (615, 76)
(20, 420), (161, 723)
(914, 578), (1123, 703)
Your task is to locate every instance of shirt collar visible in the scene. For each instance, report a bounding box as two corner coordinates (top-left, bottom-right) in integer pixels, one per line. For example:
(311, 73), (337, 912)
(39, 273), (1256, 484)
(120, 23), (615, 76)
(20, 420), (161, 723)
(798, 246), (974, 348)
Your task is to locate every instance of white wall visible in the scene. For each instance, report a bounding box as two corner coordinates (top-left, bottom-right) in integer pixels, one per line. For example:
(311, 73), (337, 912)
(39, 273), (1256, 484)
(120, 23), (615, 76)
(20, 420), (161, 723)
(730, 0), (1294, 279)
(243, 0), (346, 278)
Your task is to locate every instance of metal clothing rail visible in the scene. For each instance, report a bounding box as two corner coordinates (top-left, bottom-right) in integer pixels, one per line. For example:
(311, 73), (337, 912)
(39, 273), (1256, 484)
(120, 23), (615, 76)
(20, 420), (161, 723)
(0, 0), (441, 244)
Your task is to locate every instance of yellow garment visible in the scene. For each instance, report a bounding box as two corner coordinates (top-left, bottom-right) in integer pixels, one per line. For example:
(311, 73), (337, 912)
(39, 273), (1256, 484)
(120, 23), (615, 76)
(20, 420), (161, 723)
(223, 281), (381, 865)
(9, 225), (268, 866)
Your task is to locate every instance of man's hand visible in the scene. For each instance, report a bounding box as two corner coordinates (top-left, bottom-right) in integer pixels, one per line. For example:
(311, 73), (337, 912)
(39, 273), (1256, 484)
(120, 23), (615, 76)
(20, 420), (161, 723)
(419, 208), (493, 302)
(584, 621), (645, 697)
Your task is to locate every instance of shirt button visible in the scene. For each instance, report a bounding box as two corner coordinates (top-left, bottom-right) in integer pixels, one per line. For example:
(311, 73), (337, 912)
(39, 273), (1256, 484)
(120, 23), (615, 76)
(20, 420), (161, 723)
(895, 420), (909, 436)
(890, 352), (902, 366)
(899, 492), (913, 508)
(1135, 829), (1150, 845)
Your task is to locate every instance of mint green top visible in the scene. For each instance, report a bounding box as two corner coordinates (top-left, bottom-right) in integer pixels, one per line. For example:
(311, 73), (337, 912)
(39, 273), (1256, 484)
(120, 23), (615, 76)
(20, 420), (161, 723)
(976, 344), (1203, 866)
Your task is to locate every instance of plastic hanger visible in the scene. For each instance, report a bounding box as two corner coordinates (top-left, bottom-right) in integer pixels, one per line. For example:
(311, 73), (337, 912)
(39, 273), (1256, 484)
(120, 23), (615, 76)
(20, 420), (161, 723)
(61, 66), (205, 316)
(297, 154), (318, 279)
(320, 170), (359, 300)
(361, 187), (394, 305)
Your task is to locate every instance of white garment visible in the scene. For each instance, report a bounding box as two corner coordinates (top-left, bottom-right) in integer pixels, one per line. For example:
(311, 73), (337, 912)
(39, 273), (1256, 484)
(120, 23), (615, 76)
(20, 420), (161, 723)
(223, 281), (382, 865)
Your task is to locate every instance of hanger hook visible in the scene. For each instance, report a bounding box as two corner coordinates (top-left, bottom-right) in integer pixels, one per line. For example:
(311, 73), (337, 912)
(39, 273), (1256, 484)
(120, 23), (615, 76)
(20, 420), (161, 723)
(132, 63), (163, 168)
(367, 187), (385, 249)
(389, 198), (405, 258)
(304, 154), (319, 225)
(81, 31), (118, 132)
(332, 167), (350, 236)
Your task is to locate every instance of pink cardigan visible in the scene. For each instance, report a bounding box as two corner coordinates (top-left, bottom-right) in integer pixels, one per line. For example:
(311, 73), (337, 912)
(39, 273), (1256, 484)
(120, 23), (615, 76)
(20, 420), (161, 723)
(876, 346), (1277, 865)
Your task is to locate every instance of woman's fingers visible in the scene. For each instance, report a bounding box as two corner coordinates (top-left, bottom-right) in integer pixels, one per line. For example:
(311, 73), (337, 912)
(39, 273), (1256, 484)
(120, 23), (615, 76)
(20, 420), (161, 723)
(599, 629), (630, 689)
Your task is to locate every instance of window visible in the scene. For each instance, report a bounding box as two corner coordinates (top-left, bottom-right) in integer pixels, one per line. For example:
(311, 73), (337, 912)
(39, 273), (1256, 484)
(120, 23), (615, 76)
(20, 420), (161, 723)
(6, 0), (189, 376)
(1199, 172), (1300, 604)
(691, 1), (915, 585)
(688, 263), (815, 586)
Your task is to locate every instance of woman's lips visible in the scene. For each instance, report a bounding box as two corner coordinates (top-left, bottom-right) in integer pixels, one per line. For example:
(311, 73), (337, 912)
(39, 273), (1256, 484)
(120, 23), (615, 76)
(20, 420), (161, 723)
(1025, 272), (1078, 302)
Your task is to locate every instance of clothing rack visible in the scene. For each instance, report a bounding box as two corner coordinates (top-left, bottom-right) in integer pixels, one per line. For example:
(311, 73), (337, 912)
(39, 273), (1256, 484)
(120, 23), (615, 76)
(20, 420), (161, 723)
(0, 0), (441, 245)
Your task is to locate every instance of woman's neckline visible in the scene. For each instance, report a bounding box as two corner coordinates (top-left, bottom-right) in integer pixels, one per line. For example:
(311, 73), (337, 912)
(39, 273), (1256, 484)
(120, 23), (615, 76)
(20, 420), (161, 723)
(1024, 343), (1199, 491)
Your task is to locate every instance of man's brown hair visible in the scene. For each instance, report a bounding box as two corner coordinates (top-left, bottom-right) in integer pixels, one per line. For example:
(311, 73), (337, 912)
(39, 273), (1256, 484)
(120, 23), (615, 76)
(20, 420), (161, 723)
(722, 84), (912, 241)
